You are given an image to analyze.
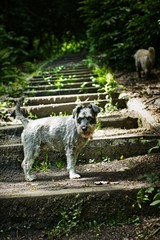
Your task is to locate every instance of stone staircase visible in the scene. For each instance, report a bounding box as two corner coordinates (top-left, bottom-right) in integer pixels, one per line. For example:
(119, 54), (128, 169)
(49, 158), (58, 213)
(0, 53), (159, 238)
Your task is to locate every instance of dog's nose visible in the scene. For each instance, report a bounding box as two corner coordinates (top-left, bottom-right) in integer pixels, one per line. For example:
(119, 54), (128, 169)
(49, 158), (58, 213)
(81, 126), (88, 132)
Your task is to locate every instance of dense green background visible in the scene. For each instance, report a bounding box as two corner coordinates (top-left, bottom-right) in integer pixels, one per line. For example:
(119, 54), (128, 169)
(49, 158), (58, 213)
(1, 0), (160, 91)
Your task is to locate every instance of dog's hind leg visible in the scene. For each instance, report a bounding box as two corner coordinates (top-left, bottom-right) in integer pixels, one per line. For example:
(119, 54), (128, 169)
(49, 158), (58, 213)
(22, 145), (40, 181)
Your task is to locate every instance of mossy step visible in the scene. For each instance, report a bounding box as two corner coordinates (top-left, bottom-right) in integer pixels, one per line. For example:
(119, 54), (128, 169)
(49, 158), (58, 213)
(24, 86), (100, 97)
(24, 93), (106, 105)
(9, 99), (125, 118)
(27, 81), (94, 90)
(47, 69), (93, 75)
(30, 75), (96, 85)
(35, 72), (96, 78)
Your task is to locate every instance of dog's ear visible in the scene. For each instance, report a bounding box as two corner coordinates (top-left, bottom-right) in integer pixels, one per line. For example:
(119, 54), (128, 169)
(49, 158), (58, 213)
(87, 103), (101, 115)
(72, 104), (84, 118)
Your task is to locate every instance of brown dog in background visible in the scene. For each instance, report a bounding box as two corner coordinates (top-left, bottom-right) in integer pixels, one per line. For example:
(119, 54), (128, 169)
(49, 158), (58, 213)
(134, 47), (155, 79)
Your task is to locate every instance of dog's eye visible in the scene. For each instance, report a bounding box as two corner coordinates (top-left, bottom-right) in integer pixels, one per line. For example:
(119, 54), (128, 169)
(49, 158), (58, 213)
(87, 117), (95, 124)
(86, 117), (92, 121)
(77, 118), (82, 124)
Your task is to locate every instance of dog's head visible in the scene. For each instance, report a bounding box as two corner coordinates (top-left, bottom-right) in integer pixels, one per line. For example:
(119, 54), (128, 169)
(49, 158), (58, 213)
(73, 103), (101, 139)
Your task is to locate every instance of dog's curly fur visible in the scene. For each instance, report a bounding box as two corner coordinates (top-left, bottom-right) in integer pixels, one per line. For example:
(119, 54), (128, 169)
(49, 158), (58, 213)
(16, 102), (100, 181)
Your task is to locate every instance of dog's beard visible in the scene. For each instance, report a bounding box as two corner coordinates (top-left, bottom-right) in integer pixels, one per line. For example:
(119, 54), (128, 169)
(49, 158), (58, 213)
(77, 126), (95, 139)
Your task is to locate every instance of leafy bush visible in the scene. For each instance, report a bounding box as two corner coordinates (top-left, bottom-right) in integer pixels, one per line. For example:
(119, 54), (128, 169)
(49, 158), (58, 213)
(0, 25), (29, 96)
(92, 65), (118, 96)
(80, 0), (160, 69)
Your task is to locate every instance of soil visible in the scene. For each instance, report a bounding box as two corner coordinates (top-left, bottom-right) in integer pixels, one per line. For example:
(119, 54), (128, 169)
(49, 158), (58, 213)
(0, 153), (160, 240)
(58, 216), (160, 240)
(6, 216), (159, 240)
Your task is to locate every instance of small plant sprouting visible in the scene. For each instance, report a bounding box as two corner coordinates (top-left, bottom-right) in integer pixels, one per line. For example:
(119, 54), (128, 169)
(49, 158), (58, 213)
(29, 88), (36, 97)
(148, 139), (160, 154)
(53, 65), (65, 73)
(43, 75), (53, 86)
(102, 156), (111, 163)
(136, 173), (160, 209)
(50, 111), (68, 117)
(91, 65), (119, 112)
(33, 152), (51, 172)
(92, 65), (118, 95)
(55, 159), (65, 169)
(96, 120), (102, 130)
(54, 77), (64, 89)
(0, 100), (14, 121)
(105, 98), (118, 112)
(27, 110), (37, 119)
(48, 199), (83, 238)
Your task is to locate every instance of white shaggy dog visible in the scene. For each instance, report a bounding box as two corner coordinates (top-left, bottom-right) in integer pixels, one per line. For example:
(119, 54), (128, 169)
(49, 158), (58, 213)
(134, 47), (155, 79)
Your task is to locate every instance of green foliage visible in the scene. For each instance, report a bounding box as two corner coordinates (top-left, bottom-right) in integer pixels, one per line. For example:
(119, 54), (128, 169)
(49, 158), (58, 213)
(137, 173), (160, 209)
(48, 200), (83, 238)
(54, 77), (64, 89)
(0, 25), (31, 97)
(148, 139), (160, 154)
(55, 159), (65, 169)
(61, 39), (86, 54)
(33, 153), (51, 172)
(92, 66), (118, 95)
(0, 101), (14, 121)
(91, 65), (119, 112)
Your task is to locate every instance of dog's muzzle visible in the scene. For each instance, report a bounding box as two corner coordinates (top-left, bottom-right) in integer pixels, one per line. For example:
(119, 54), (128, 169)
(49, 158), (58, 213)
(79, 126), (93, 139)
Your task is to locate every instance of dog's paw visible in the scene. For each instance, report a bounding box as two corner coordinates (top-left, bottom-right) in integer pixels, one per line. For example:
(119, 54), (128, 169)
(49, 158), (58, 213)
(25, 174), (37, 182)
(69, 172), (81, 179)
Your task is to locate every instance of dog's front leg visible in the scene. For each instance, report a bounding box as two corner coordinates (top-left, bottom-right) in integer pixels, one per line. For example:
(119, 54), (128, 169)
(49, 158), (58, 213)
(65, 148), (80, 179)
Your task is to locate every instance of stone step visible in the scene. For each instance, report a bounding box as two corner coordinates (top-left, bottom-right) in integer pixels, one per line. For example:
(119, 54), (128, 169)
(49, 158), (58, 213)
(24, 93), (106, 106)
(27, 81), (94, 90)
(30, 75), (96, 85)
(46, 69), (93, 75)
(37, 72), (96, 78)
(0, 115), (140, 145)
(0, 133), (159, 170)
(24, 86), (99, 97)
(9, 98), (126, 118)
(0, 175), (152, 234)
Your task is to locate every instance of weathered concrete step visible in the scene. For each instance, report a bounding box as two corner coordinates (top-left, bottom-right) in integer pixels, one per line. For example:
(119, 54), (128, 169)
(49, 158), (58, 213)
(37, 72), (96, 78)
(99, 115), (139, 129)
(10, 99), (125, 118)
(0, 115), (140, 145)
(31, 73), (96, 81)
(0, 125), (23, 145)
(0, 134), (159, 169)
(24, 93), (106, 105)
(27, 81), (93, 90)
(24, 86), (99, 97)
(44, 69), (93, 76)
(0, 152), (159, 232)
(30, 75), (96, 85)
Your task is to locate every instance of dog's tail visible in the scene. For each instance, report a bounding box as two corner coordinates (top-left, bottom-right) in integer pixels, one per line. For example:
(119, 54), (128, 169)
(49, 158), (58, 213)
(15, 100), (29, 128)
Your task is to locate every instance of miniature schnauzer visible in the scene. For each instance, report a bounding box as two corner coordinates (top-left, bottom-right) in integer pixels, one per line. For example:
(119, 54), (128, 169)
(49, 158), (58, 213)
(15, 102), (100, 181)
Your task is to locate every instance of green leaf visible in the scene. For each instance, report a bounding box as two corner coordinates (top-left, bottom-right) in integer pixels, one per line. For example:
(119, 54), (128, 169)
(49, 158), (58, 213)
(150, 200), (160, 206)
